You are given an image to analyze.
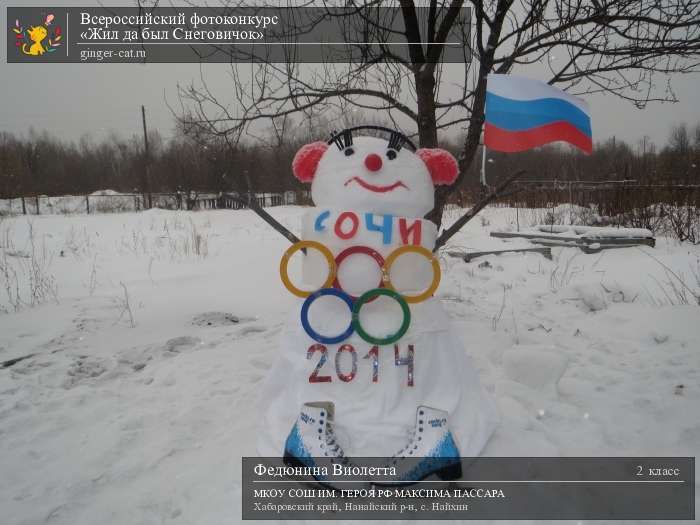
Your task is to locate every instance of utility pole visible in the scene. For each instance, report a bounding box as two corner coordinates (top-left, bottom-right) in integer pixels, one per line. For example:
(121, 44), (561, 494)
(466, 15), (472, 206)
(141, 105), (152, 209)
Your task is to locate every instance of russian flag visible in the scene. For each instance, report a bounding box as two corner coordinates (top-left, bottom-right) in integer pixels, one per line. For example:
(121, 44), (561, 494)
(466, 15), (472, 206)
(484, 74), (592, 154)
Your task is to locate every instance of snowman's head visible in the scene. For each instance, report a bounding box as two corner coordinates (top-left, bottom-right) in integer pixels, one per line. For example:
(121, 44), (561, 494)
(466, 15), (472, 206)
(292, 127), (459, 218)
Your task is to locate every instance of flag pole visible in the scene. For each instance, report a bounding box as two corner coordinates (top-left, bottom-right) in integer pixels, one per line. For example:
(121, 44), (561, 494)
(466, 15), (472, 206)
(481, 140), (487, 187)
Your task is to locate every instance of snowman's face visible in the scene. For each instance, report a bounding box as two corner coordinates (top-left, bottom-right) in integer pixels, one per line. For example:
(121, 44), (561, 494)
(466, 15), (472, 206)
(293, 133), (460, 219)
(310, 136), (434, 217)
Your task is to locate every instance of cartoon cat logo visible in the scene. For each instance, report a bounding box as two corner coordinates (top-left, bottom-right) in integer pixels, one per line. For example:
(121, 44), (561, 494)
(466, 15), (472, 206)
(11, 14), (62, 56)
(23, 25), (48, 55)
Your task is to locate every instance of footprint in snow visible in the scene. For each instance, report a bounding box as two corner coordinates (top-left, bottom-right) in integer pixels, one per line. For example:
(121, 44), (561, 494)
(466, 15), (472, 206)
(163, 336), (202, 354)
(248, 357), (270, 370)
(63, 358), (108, 388)
(192, 312), (255, 327)
(235, 325), (267, 337)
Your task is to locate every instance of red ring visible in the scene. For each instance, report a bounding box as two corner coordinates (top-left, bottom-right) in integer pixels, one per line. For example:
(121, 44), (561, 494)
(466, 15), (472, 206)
(333, 245), (386, 300)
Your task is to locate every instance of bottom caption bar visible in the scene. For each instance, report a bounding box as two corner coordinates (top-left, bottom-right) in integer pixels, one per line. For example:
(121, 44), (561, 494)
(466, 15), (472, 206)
(242, 457), (694, 520)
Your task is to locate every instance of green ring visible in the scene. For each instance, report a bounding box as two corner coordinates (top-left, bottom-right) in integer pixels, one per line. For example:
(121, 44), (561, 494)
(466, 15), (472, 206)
(352, 288), (411, 345)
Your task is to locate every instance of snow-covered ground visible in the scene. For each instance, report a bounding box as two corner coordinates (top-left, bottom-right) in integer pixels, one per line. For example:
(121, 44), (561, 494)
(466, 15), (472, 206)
(0, 206), (698, 525)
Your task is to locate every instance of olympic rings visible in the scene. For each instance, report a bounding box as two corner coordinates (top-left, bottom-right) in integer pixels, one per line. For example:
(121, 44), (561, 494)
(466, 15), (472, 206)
(283, 241), (439, 344)
(280, 240), (336, 298)
(301, 288), (355, 344)
(352, 288), (411, 345)
(301, 287), (411, 345)
(333, 245), (385, 299)
(382, 245), (441, 304)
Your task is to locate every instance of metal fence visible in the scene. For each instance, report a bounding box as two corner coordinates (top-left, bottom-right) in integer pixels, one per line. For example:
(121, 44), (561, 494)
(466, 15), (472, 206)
(494, 180), (700, 216)
(0, 190), (311, 216)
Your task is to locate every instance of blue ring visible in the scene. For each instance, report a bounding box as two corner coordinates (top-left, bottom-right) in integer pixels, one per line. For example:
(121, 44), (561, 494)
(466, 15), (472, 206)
(301, 288), (355, 344)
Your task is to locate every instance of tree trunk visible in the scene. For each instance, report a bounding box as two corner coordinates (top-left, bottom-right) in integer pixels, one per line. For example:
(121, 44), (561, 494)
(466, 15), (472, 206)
(425, 78), (485, 228)
(426, 0), (509, 229)
(415, 68), (447, 229)
(415, 70), (438, 149)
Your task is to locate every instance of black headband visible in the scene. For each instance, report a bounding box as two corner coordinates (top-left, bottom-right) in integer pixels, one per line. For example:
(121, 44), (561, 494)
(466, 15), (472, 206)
(327, 126), (417, 152)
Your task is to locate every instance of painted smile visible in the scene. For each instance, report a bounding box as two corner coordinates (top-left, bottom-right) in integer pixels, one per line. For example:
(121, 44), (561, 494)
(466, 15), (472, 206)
(345, 177), (408, 193)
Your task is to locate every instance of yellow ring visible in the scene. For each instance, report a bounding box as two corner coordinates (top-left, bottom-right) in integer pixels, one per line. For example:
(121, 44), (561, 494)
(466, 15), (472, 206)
(382, 245), (441, 303)
(280, 241), (336, 298)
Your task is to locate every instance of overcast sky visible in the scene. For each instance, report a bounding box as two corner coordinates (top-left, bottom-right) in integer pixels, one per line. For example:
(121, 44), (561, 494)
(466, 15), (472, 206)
(2, 2), (699, 150)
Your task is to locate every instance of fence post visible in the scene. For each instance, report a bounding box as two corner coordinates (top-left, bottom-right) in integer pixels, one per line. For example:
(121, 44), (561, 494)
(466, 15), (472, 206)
(86, 195), (90, 214)
(35, 195), (40, 215)
(21, 196), (26, 215)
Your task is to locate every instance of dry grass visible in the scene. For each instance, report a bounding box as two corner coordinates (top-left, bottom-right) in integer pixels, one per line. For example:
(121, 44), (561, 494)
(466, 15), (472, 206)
(0, 220), (59, 312)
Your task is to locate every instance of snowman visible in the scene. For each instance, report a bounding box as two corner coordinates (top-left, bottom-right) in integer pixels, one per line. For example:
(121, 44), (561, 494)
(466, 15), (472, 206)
(257, 127), (499, 482)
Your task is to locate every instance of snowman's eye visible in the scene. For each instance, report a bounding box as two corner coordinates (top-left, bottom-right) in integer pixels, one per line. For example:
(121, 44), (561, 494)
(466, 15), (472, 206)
(344, 147), (355, 157)
(386, 149), (398, 160)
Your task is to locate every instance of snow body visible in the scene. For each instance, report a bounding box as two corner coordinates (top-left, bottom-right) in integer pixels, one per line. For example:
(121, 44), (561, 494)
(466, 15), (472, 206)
(257, 290), (500, 457)
(257, 134), (499, 457)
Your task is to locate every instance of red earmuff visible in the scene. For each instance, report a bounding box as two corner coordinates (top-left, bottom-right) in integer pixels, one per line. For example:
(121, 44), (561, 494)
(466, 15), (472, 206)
(292, 142), (329, 182)
(416, 148), (459, 186)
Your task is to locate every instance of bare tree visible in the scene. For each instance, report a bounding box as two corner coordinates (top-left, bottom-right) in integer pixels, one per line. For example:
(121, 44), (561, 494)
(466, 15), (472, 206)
(670, 123), (691, 156)
(177, 0), (700, 227)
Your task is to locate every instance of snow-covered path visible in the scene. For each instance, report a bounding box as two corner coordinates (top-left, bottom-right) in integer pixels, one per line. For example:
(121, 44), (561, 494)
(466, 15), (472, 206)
(1, 207), (698, 524)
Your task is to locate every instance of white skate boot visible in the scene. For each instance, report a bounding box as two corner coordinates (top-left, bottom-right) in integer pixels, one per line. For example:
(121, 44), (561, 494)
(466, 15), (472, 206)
(283, 401), (364, 487)
(374, 406), (462, 485)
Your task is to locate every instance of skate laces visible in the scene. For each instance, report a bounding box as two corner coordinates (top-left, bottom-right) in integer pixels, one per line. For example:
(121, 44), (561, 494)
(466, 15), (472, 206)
(325, 422), (346, 459)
